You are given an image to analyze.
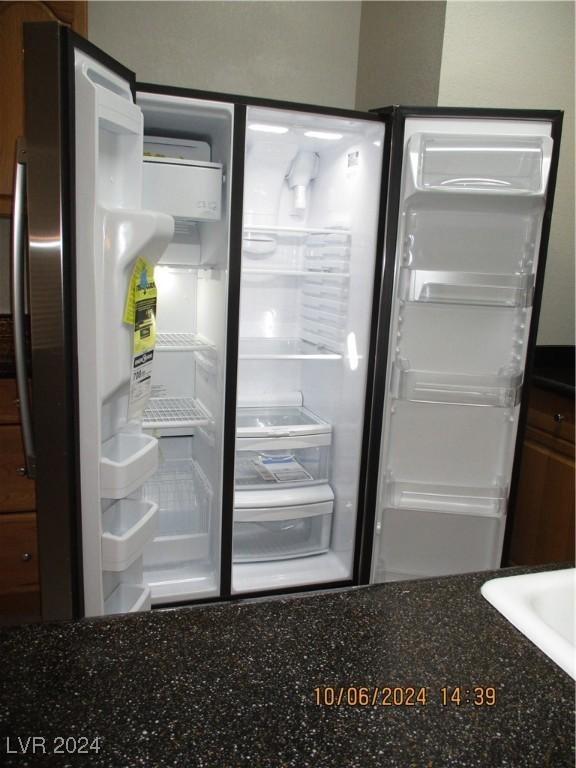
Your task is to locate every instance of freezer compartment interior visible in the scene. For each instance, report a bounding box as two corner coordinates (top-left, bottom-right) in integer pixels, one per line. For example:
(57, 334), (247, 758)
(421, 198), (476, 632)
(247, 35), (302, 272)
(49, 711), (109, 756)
(233, 105), (384, 592)
(141, 439), (219, 603)
(135, 92), (234, 603)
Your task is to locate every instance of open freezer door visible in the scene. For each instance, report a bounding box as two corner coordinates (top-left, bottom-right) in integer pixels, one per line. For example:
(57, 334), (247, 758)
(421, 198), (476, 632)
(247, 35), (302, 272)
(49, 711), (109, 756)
(22, 23), (173, 619)
(369, 107), (562, 584)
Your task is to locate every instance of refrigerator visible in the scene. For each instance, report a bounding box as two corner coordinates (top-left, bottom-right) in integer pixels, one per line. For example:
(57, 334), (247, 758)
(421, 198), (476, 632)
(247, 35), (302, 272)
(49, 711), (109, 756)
(13, 22), (561, 620)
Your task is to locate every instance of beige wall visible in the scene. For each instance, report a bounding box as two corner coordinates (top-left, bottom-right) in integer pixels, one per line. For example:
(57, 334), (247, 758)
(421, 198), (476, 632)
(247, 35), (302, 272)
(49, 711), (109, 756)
(88, 1), (362, 108)
(355, 1), (446, 110)
(439, 1), (575, 345)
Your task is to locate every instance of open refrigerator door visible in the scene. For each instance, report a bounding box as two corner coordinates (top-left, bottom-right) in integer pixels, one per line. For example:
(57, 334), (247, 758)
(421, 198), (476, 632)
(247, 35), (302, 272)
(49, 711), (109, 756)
(371, 114), (555, 583)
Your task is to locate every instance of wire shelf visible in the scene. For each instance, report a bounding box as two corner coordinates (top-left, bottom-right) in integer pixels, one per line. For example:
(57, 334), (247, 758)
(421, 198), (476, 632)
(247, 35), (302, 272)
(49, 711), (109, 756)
(156, 333), (215, 352)
(139, 459), (212, 535)
(143, 397), (212, 429)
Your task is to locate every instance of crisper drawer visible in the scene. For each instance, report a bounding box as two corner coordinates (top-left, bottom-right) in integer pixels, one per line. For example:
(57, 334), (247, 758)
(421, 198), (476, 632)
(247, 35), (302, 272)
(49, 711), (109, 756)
(235, 434), (330, 489)
(233, 485), (333, 563)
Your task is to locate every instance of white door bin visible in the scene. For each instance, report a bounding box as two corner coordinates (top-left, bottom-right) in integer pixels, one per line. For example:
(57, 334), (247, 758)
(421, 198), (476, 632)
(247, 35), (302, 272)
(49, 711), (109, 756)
(100, 433), (159, 499)
(101, 499), (158, 571)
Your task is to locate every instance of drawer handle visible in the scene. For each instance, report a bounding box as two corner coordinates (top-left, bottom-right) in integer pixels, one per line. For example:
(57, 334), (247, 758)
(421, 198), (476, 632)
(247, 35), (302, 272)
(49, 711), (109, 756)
(16, 466), (27, 476)
(554, 413), (566, 423)
(21, 553), (33, 562)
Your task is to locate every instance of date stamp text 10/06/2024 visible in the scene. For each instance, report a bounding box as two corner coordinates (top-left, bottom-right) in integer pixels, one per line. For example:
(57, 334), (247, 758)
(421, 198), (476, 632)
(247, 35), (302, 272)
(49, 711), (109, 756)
(314, 686), (497, 707)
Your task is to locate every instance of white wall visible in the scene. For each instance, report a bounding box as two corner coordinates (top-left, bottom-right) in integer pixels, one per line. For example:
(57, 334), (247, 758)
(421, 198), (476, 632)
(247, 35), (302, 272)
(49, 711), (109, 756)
(88, 1), (362, 108)
(439, 1), (575, 345)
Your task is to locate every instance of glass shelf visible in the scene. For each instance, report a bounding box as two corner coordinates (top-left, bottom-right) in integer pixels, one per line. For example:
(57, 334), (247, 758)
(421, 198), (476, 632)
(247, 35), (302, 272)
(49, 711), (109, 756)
(243, 225), (350, 237)
(143, 397), (212, 434)
(384, 480), (507, 517)
(156, 332), (215, 352)
(392, 361), (523, 407)
(399, 268), (535, 307)
(236, 406), (331, 437)
(238, 337), (341, 360)
(242, 267), (350, 278)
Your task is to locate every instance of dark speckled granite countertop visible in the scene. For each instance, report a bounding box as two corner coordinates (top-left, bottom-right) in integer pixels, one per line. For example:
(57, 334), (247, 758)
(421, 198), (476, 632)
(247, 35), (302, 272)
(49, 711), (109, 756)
(0, 566), (574, 767)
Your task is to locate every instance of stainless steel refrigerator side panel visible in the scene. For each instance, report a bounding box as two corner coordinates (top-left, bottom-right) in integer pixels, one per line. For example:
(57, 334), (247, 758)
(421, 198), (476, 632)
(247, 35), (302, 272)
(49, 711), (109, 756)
(23, 23), (79, 621)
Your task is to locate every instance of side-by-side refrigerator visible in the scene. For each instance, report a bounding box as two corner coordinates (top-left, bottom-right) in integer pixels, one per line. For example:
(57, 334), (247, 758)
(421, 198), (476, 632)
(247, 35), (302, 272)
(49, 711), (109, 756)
(16, 23), (388, 619)
(14, 24), (561, 621)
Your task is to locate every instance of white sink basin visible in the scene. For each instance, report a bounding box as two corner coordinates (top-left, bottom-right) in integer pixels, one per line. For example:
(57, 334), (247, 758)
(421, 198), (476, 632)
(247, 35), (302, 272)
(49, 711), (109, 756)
(481, 568), (576, 679)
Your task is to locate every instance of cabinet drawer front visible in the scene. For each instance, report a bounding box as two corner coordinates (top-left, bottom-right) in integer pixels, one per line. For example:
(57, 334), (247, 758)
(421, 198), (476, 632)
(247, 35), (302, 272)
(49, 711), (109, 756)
(0, 426), (36, 511)
(0, 380), (20, 424)
(0, 513), (39, 590)
(528, 388), (575, 444)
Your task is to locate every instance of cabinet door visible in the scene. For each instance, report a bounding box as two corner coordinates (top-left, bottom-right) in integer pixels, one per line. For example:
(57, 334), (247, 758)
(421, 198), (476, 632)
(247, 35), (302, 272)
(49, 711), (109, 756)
(0, 2), (87, 215)
(510, 436), (575, 565)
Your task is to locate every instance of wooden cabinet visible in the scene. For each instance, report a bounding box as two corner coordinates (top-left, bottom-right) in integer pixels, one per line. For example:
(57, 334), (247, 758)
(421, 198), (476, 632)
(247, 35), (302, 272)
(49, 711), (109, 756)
(0, 1), (87, 215)
(509, 384), (575, 566)
(0, 378), (40, 622)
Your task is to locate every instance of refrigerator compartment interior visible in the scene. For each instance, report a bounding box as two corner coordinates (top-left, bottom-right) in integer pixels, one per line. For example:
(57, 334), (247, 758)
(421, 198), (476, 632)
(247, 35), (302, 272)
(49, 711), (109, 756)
(236, 405), (331, 437)
(399, 268), (535, 307)
(384, 479), (507, 517)
(410, 133), (552, 195)
(103, 583), (151, 615)
(377, 505), (505, 579)
(402, 200), (543, 275)
(101, 499), (159, 571)
(142, 397), (212, 434)
(100, 433), (159, 499)
(139, 458), (212, 537)
(234, 443), (329, 488)
(392, 360), (523, 407)
(233, 501), (333, 563)
(238, 337), (342, 360)
(143, 156), (223, 221)
(156, 332), (215, 352)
